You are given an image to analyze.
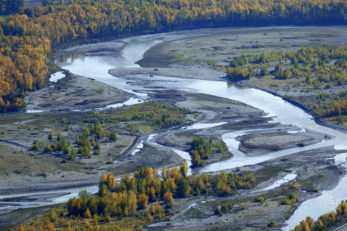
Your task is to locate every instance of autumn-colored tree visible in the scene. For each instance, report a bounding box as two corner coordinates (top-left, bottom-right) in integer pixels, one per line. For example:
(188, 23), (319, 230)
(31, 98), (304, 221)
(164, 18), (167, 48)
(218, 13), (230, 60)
(107, 174), (117, 191)
(128, 191), (137, 215)
(166, 178), (177, 193)
(46, 223), (55, 231)
(99, 173), (107, 185)
(163, 191), (174, 207)
(336, 200), (346, 216)
(84, 208), (92, 218)
(137, 194), (149, 209)
(93, 214), (98, 225)
(180, 161), (188, 177)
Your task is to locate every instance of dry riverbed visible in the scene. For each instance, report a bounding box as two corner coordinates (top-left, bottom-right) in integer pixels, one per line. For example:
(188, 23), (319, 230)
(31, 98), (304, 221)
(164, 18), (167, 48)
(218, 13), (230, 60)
(25, 72), (132, 112)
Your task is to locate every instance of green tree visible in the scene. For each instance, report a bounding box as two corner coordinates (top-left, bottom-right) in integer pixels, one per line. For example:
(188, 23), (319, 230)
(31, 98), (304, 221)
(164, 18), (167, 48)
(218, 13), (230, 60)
(163, 191), (174, 207)
(179, 161), (188, 177)
(48, 131), (53, 140)
(109, 131), (117, 142)
(176, 177), (191, 198)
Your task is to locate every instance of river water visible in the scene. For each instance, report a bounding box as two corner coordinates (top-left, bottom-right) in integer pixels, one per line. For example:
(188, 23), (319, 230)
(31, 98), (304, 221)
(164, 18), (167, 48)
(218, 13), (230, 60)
(55, 27), (347, 229)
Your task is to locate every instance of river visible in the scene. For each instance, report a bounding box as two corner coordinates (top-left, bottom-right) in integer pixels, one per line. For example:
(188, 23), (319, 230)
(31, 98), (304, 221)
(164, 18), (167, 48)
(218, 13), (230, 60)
(54, 27), (347, 230)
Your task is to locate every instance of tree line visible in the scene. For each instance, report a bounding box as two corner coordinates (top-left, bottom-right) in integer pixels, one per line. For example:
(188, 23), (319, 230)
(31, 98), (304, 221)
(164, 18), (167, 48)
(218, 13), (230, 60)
(0, 0), (346, 112)
(293, 200), (346, 231)
(67, 163), (255, 219)
(17, 163), (256, 230)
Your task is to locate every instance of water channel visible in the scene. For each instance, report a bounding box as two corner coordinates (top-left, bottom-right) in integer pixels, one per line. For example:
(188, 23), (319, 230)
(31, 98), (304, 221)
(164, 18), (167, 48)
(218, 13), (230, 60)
(7, 27), (345, 230)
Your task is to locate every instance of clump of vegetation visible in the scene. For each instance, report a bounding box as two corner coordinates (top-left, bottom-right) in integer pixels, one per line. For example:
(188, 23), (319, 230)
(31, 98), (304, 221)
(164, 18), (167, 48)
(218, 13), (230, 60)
(226, 67), (252, 81)
(253, 196), (265, 203)
(18, 162), (256, 230)
(225, 45), (347, 124)
(280, 192), (298, 206)
(33, 122), (111, 159)
(293, 200), (347, 231)
(267, 221), (280, 228)
(291, 182), (300, 190)
(21, 101), (189, 161)
(29, 141), (39, 151)
(96, 101), (189, 130)
(214, 203), (233, 216)
(216, 141), (228, 153)
(109, 131), (117, 142)
(189, 137), (212, 167)
(189, 137), (230, 167)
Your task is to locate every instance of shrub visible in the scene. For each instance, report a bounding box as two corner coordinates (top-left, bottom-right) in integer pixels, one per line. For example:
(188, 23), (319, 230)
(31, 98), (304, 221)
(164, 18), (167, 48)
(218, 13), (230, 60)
(253, 196), (265, 203)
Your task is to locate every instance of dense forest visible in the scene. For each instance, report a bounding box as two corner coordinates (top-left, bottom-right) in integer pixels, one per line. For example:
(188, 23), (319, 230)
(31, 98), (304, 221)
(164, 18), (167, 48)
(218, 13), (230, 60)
(0, 0), (346, 112)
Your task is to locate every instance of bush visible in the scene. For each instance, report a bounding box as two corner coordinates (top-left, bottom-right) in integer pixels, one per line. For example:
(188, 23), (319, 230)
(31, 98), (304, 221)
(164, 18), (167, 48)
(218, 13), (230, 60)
(109, 131), (117, 142)
(291, 182), (299, 190)
(253, 196), (265, 203)
(280, 193), (298, 205)
(267, 221), (280, 228)
(48, 131), (53, 140)
(44, 145), (53, 152)
(29, 141), (39, 151)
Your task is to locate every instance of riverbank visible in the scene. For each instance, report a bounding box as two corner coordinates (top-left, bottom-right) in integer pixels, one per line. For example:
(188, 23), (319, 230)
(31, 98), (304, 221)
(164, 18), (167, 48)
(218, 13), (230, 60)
(25, 71), (133, 112)
(2, 26), (347, 230)
(238, 81), (347, 134)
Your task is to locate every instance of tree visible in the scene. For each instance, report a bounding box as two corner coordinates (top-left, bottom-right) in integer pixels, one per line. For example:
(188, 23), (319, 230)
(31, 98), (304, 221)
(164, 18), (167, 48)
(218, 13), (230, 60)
(176, 177), (190, 198)
(179, 161), (188, 177)
(84, 208), (92, 218)
(163, 191), (174, 207)
(336, 200), (346, 216)
(93, 214), (98, 225)
(128, 191), (137, 215)
(48, 131), (53, 140)
(137, 194), (148, 209)
(46, 223), (55, 231)
(109, 131), (117, 142)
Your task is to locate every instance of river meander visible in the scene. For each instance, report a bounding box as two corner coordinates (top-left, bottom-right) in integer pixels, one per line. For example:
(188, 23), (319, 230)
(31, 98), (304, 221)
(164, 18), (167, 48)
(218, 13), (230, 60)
(54, 27), (347, 230)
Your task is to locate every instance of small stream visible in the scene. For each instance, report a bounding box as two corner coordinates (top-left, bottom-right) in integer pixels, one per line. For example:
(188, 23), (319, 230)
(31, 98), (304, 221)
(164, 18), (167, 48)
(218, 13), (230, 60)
(51, 27), (347, 229)
(0, 185), (98, 210)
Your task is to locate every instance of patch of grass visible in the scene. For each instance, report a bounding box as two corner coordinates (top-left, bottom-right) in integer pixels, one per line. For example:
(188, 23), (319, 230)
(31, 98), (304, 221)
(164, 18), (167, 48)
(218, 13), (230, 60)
(280, 193), (298, 206)
(253, 196), (265, 203)
(267, 221), (280, 228)
(254, 165), (282, 184)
